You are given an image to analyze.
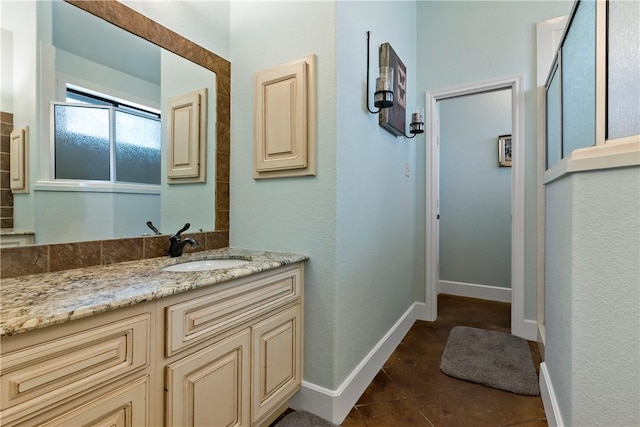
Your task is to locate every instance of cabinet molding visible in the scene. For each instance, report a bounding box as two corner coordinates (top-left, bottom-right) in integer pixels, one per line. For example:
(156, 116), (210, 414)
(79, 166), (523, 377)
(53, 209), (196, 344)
(165, 330), (251, 427)
(36, 376), (149, 427)
(167, 88), (207, 183)
(1, 314), (150, 414)
(9, 127), (29, 193)
(166, 266), (300, 357)
(252, 305), (302, 425)
(254, 55), (317, 179)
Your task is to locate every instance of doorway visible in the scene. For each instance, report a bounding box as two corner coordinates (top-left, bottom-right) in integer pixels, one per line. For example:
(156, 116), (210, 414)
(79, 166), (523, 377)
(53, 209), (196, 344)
(423, 74), (530, 340)
(438, 89), (512, 306)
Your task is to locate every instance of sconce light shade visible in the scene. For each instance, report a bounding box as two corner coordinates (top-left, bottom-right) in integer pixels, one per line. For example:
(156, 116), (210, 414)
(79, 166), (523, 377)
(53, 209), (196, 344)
(366, 31), (394, 114)
(409, 105), (425, 135)
(374, 66), (394, 109)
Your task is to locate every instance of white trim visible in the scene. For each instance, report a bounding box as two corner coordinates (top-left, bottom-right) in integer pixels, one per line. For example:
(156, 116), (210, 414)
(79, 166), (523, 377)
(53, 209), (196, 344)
(521, 319), (538, 342)
(33, 180), (161, 195)
(438, 280), (511, 303)
(595, 0), (607, 146)
(413, 301), (430, 322)
(537, 323), (546, 360)
(536, 14), (567, 350)
(289, 302), (419, 425)
(543, 140), (640, 184)
(425, 73), (527, 339)
(540, 362), (565, 427)
(424, 95), (439, 322)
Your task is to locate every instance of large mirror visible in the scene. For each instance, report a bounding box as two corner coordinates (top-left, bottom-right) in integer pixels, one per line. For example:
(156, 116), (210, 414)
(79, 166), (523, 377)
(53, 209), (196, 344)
(2, 0), (230, 246)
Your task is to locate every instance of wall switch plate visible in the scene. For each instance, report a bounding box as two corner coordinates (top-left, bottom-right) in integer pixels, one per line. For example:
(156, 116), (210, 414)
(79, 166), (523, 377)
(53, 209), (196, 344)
(404, 162), (411, 177)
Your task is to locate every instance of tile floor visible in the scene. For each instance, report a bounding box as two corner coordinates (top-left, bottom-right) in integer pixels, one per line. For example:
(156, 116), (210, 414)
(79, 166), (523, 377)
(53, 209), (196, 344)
(340, 294), (546, 427)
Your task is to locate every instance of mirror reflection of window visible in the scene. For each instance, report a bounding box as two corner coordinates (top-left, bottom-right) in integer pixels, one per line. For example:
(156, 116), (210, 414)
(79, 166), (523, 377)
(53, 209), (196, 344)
(53, 88), (161, 185)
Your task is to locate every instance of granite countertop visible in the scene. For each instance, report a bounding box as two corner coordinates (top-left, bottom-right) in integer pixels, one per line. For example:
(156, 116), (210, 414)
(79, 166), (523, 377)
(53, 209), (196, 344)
(0, 248), (308, 337)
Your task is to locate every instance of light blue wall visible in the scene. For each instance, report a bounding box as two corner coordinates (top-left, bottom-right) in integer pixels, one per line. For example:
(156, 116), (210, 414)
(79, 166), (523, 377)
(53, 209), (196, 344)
(416, 0), (574, 318)
(160, 50), (217, 235)
(3, 1), (38, 232)
(229, 1), (338, 389)
(54, 48), (160, 108)
(544, 174), (573, 422)
(34, 192), (160, 244)
(230, 0), (417, 390)
(335, 0), (418, 386)
(439, 90), (511, 288)
(545, 167), (640, 425)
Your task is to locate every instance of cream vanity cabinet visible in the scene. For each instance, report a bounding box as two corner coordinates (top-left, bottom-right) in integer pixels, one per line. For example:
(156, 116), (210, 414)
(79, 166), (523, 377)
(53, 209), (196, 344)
(0, 262), (303, 427)
(0, 306), (154, 427)
(161, 263), (303, 427)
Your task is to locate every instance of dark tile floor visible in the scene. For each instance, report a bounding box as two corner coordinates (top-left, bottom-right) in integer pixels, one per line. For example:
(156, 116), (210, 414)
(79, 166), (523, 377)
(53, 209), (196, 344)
(340, 294), (546, 427)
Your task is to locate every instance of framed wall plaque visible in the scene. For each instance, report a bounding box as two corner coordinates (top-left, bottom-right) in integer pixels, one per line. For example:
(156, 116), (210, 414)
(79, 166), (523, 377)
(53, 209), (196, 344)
(378, 42), (406, 137)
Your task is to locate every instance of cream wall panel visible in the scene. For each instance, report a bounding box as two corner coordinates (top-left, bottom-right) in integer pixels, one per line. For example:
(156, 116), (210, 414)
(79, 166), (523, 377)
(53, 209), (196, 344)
(167, 88), (207, 183)
(253, 55), (316, 179)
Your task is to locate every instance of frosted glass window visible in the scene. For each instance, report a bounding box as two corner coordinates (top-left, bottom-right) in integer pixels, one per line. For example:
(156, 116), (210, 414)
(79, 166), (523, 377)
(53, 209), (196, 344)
(607, 0), (640, 139)
(562, 0), (596, 157)
(547, 65), (561, 169)
(115, 111), (161, 184)
(54, 105), (110, 181)
(53, 88), (161, 186)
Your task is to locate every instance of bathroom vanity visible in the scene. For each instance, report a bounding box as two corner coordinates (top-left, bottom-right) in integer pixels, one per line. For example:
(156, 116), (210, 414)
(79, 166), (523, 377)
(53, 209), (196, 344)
(0, 248), (307, 427)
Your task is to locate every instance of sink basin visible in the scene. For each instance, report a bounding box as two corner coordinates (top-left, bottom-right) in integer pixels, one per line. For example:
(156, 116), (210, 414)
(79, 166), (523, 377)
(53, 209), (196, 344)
(162, 259), (250, 272)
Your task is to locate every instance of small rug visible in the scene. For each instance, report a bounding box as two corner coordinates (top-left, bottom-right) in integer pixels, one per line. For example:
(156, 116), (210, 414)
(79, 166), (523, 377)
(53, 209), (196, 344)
(274, 411), (338, 427)
(440, 326), (540, 396)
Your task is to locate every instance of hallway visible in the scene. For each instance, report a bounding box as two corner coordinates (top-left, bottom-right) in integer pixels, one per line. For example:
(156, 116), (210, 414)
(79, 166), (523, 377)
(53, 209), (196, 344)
(341, 295), (545, 426)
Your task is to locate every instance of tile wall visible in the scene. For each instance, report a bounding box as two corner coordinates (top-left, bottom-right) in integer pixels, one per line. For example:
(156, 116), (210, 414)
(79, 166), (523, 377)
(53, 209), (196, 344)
(0, 112), (13, 229)
(0, 231), (229, 279)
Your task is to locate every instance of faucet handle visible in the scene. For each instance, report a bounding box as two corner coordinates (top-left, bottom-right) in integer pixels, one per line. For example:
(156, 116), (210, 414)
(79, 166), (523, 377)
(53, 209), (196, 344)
(174, 223), (190, 237)
(146, 221), (161, 235)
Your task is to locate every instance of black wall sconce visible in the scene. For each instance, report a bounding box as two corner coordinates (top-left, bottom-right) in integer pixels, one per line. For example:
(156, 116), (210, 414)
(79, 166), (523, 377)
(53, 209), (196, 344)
(366, 31), (393, 113)
(366, 31), (424, 139)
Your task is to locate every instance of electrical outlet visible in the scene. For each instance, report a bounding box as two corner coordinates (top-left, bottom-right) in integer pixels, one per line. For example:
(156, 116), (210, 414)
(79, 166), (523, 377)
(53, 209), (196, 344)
(404, 162), (411, 177)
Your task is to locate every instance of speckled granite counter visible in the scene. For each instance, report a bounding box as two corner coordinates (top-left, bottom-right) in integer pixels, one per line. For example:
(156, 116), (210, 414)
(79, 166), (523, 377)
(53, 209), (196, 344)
(0, 248), (308, 337)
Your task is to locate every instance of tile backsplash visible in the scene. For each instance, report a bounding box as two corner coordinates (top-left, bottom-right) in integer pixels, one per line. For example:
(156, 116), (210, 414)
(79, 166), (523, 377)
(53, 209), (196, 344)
(0, 231), (228, 279)
(1, 112), (13, 229)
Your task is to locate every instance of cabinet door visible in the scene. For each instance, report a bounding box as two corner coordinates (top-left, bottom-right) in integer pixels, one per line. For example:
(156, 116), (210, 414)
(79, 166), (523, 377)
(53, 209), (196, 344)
(252, 305), (302, 424)
(165, 330), (251, 427)
(13, 376), (150, 427)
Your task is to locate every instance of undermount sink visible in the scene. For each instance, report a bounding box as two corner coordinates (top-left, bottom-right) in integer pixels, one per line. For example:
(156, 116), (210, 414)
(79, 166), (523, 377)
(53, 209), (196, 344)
(162, 259), (250, 272)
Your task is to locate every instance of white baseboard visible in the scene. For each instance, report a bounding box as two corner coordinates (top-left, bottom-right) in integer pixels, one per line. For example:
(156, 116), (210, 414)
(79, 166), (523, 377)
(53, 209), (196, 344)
(289, 302), (418, 424)
(414, 301), (430, 321)
(439, 280), (511, 303)
(521, 319), (538, 342)
(540, 362), (564, 427)
(537, 323), (546, 360)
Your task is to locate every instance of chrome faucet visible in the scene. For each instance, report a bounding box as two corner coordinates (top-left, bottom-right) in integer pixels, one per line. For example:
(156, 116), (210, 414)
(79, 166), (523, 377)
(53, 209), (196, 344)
(168, 223), (199, 257)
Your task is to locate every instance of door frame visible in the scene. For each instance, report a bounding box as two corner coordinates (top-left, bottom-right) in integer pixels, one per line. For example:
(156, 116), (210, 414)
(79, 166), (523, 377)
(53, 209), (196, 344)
(423, 74), (529, 339)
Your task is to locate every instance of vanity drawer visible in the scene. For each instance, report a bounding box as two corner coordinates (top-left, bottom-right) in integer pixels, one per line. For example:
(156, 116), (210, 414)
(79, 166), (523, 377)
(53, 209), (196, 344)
(166, 265), (301, 356)
(0, 313), (150, 412)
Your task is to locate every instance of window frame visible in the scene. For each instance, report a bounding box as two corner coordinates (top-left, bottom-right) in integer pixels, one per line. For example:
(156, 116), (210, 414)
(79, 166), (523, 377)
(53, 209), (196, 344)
(37, 87), (162, 195)
(543, 0), (640, 184)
